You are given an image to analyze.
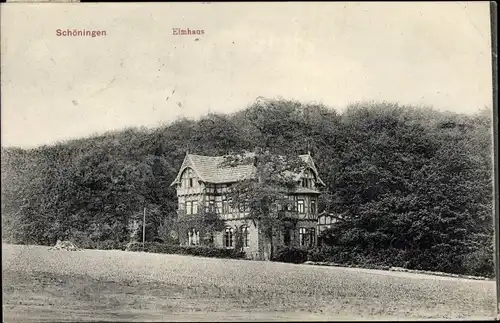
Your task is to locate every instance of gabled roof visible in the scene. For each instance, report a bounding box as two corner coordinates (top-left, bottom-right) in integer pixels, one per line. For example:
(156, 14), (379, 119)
(297, 154), (325, 186)
(170, 152), (325, 186)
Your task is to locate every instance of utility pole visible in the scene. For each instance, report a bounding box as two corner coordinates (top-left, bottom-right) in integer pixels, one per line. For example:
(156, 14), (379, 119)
(143, 207), (146, 249)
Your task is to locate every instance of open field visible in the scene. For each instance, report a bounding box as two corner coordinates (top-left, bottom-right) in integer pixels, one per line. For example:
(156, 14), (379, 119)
(2, 244), (497, 321)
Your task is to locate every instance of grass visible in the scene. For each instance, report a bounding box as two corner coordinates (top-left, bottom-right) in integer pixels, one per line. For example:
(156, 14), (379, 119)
(2, 244), (497, 321)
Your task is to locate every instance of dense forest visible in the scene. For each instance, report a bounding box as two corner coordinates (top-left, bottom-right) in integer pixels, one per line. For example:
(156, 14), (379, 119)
(1, 99), (495, 276)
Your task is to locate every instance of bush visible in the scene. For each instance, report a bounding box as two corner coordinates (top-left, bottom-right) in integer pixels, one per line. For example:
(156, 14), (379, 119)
(307, 246), (406, 268)
(96, 240), (127, 250)
(307, 247), (330, 262)
(72, 239), (127, 251)
(461, 248), (495, 278)
(306, 245), (356, 265)
(272, 246), (309, 264)
(127, 242), (246, 259)
(304, 245), (495, 277)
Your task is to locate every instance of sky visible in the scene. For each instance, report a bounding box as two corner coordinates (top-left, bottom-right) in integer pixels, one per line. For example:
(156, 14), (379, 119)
(0, 2), (493, 149)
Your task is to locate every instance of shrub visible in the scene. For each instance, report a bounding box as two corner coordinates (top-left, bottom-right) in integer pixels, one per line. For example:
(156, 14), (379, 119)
(307, 247), (330, 262)
(272, 246), (309, 264)
(304, 245), (495, 277)
(71, 239), (126, 251)
(74, 240), (96, 250)
(461, 248), (495, 278)
(95, 240), (127, 250)
(307, 246), (405, 269)
(127, 242), (246, 259)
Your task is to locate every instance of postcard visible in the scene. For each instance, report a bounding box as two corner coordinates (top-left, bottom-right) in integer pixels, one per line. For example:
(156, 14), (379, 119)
(1, 2), (497, 321)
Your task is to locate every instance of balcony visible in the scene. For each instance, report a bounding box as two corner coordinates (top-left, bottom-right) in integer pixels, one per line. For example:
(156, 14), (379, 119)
(278, 210), (317, 221)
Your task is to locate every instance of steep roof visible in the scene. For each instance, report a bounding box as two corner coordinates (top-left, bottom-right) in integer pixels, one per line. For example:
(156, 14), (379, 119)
(170, 152), (325, 186)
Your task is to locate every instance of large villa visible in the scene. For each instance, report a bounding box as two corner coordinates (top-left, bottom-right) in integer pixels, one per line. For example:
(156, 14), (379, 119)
(170, 151), (329, 260)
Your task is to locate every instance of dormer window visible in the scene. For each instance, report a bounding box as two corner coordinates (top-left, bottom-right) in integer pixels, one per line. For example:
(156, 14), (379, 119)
(301, 169), (315, 188)
(181, 168), (196, 188)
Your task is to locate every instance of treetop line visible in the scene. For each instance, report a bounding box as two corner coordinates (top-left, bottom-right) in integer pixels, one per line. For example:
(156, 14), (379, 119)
(1, 99), (494, 277)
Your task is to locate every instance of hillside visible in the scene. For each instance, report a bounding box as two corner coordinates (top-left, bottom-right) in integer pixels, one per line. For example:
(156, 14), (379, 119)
(1, 99), (494, 277)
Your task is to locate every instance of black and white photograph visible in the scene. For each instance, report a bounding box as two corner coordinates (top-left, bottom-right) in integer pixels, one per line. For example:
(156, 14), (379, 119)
(1, 1), (498, 321)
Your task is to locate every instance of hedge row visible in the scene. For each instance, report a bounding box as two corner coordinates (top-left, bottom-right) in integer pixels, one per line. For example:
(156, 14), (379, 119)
(272, 246), (495, 278)
(272, 246), (310, 264)
(127, 242), (246, 259)
(78, 239), (128, 251)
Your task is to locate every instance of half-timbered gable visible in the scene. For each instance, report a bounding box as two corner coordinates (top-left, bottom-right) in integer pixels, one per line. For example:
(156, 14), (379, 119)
(170, 151), (326, 260)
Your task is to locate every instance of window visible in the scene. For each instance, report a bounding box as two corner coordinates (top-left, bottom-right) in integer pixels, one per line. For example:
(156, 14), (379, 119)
(288, 196), (296, 211)
(297, 200), (304, 213)
(301, 169), (315, 188)
(224, 227), (234, 248)
(181, 168), (196, 188)
(187, 228), (199, 245)
(209, 200), (215, 213)
(277, 203), (283, 211)
(299, 228), (307, 246)
(238, 201), (250, 213)
(283, 230), (291, 246)
(309, 228), (316, 246)
(310, 200), (316, 214)
(319, 216), (325, 225)
(241, 226), (249, 248)
(222, 196), (228, 213)
(185, 201), (198, 215)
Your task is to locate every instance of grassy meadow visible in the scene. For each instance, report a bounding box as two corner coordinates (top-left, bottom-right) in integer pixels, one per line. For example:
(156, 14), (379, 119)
(2, 244), (497, 321)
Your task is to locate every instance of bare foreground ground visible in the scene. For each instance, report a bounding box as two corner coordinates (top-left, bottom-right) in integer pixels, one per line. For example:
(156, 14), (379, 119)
(2, 244), (497, 322)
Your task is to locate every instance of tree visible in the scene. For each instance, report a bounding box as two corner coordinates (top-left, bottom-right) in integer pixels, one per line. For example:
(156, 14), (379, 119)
(319, 102), (494, 276)
(1, 98), (493, 276)
(174, 208), (226, 246)
(221, 149), (309, 260)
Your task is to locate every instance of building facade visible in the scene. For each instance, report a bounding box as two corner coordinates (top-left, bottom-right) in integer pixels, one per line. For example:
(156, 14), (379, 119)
(317, 212), (339, 234)
(170, 151), (325, 260)
(317, 212), (340, 245)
